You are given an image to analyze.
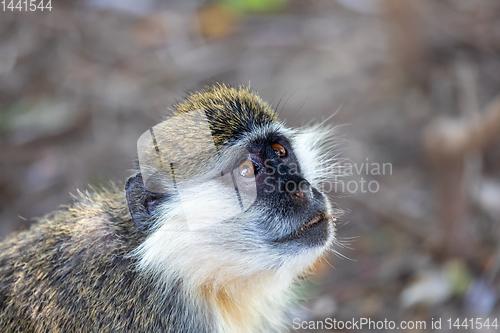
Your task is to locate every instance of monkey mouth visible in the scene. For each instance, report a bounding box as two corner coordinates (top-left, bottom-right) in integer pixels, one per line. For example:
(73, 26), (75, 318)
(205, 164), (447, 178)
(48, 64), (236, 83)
(297, 213), (332, 231)
(304, 214), (327, 228)
(292, 213), (331, 245)
(272, 213), (331, 244)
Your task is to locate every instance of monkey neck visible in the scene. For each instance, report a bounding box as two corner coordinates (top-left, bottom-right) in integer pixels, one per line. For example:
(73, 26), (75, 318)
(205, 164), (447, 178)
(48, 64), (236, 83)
(198, 273), (294, 333)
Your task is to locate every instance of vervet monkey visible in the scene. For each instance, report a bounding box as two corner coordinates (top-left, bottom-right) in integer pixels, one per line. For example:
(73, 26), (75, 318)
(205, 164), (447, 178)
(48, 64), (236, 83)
(0, 84), (339, 333)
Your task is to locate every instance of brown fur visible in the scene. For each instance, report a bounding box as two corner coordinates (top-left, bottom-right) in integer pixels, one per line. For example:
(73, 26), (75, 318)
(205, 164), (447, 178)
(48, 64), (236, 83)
(0, 186), (215, 332)
(200, 273), (284, 333)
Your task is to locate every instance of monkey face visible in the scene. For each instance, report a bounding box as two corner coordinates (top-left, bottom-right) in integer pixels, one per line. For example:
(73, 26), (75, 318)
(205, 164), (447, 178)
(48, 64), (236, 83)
(236, 135), (332, 249)
(132, 112), (333, 245)
(128, 122), (336, 280)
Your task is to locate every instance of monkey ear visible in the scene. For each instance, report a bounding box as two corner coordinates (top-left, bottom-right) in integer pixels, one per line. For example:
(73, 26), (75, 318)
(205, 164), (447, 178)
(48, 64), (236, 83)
(125, 173), (168, 233)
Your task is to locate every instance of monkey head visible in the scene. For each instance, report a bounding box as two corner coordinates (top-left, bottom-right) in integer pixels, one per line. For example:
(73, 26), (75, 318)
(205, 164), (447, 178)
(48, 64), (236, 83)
(125, 84), (338, 291)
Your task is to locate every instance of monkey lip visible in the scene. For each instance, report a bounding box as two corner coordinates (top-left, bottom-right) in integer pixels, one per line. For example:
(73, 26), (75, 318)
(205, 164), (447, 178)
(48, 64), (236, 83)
(273, 212), (331, 244)
(303, 213), (329, 229)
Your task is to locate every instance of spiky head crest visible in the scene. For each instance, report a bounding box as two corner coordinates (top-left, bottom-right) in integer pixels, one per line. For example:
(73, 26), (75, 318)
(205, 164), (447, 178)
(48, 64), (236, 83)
(173, 84), (279, 147)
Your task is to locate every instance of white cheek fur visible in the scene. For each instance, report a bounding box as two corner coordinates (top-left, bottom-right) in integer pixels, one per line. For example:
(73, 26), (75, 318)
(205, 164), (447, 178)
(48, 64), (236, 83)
(291, 123), (343, 189)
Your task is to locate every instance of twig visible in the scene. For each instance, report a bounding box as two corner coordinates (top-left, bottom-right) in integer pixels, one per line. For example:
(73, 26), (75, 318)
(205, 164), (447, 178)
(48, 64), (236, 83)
(423, 94), (500, 260)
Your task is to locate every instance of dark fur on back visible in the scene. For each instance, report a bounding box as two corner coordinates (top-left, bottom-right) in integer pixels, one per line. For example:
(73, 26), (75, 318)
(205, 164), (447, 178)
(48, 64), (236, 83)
(0, 186), (215, 332)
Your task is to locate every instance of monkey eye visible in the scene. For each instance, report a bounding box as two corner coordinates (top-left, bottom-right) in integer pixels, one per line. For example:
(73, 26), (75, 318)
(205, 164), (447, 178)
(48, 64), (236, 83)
(272, 143), (287, 158)
(238, 159), (255, 178)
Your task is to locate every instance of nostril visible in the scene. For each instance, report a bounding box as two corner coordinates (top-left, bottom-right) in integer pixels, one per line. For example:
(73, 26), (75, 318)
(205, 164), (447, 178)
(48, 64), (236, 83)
(290, 185), (310, 202)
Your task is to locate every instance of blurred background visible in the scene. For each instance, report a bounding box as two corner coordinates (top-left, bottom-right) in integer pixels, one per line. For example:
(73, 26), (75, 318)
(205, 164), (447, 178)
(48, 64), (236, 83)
(1, 0), (500, 331)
